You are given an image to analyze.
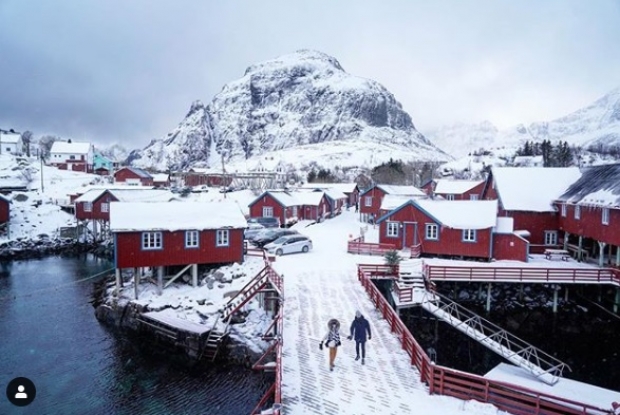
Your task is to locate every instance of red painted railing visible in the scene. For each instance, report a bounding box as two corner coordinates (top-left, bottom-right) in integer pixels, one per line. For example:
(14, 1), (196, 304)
(357, 264), (612, 415)
(424, 264), (620, 286)
(347, 237), (397, 256)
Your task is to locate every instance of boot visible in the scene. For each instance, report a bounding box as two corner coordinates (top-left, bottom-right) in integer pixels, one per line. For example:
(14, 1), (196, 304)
(362, 358), (365, 365)
(355, 355), (360, 361)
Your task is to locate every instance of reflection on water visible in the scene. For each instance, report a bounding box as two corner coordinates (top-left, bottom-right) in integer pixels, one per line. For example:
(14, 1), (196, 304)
(0, 256), (268, 415)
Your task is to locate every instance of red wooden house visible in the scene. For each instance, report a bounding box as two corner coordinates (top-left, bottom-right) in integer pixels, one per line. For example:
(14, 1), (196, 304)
(482, 167), (582, 253)
(293, 191), (330, 221)
(420, 178), (435, 195)
(110, 201), (247, 299)
(248, 191), (299, 227)
(0, 193), (10, 224)
(555, 163), (620, 267)
(433, 179), (485, 200)
(114, 167), (154, 186)
(359, 184), (426, 223)
(323, 189), (348, 216)
(302, 183), (360, 207)
(183, 169), (232, 188)
(75, 188), (177, 222)
(152, 173), (170, 188)
(376, 199), (500, 260)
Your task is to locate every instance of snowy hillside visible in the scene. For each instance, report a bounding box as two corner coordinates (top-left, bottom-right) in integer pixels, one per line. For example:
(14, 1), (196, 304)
(427, 87), (620, 158)
(129, 50), (450, 172)
(98, 143), (130, 163)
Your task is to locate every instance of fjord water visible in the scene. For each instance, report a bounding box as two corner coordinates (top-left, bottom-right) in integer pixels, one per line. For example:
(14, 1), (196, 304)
(0, 256), (267, 415)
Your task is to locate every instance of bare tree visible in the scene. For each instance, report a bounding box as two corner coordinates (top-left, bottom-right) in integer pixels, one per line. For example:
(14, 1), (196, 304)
(21, 130), (33, 157)
(38, 135), (60, 160)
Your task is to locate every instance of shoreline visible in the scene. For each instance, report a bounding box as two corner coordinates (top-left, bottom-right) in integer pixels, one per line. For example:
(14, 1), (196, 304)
(0, 238), (113, 261)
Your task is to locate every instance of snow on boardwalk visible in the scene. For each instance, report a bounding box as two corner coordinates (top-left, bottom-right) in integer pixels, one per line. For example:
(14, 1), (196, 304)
(271, 212), (504, 415)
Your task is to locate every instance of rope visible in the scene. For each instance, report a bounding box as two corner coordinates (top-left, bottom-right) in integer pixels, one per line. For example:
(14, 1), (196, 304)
(0, 267), (115, 302)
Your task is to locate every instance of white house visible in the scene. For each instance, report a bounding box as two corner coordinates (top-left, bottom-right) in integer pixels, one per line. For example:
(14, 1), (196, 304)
(0, 132), (23, 155)
(49, 141), (94, 172)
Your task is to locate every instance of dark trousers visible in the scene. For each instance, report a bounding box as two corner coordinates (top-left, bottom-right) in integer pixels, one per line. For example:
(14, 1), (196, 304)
(355, 340), (366, 358)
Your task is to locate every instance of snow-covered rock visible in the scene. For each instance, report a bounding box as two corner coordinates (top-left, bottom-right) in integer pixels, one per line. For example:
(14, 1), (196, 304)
(128, 50), (451, 172)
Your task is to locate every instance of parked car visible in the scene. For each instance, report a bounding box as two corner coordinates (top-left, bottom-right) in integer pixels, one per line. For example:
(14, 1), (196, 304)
(251, 228), (299, 248)
(244, 223), (265, 240)
(265, 235), (313, 256)
(247, 217), (281, 229)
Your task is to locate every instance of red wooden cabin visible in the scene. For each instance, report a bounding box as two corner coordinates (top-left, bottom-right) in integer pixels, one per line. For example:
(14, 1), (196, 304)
(376, 199), (499, 260)
(433, 179), (485, 200)
(75, 188), (176, 222)
(294, 191), (330, 221)
(114, 167), (154, 186)
(0, 193), (10, 224)
(111, 201), (247, 269)
(248, 191), (299, 227)
(359, 184), (426, 223)
(482, 167), (582, 253)
(555, 163), (620, 267)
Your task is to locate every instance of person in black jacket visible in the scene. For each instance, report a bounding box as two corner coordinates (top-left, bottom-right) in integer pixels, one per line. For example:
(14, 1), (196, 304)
(347, 310), (371, 364)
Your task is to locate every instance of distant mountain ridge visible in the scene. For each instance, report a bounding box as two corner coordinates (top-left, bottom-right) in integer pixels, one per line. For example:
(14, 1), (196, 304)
(128, 49), (450, 172)
(426, 87), (620, 157)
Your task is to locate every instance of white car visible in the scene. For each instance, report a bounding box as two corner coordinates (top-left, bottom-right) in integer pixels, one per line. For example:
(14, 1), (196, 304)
(244, 223), (265, 240)
(264, 235), (313, 256)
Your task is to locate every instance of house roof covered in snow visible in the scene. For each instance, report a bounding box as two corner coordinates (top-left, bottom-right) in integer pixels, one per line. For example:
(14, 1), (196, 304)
(292, 190), (325, 206)
(70, 184), (155, 196)
(110, 201), (247, 232)
(380, 194), (421, 211)
(250, 190), (299, 208)
(434, 179), (483, 195)
(556, 163), (620, 208)
(50, 141), (92, 154)
(378, 199), (498, 229)
(361, 184), (425, 197)
(75, 189), (176, 203)
(0, 193), (11, 203)
(491, 167), (582, 212)
(117, 166), (152, 179)
(152, 173), (169, 182)
(322, 188), (347, 202)
(0, 133), (21, 144)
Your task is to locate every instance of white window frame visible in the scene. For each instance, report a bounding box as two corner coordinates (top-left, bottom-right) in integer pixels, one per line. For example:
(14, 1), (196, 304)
(561, 203), (566, 217)
(462, 229), (477, 242)
(574, 205), (581, 220)
(602, 208), (610, 225)
(185, 230), (199, 248)
(100, 202), (109, 213)
(425, 223), (438, 240)
(83, 202), (92, 212)
(262, 206), (274, 217)
(292, 206), (298, 217)
(446, 194), (455, 201)
(216, 229), (229, 247)
(544, 230), (558, 246)
(365, 196), (372, 207)
(470, 194), (479, 201)
(386, 222), (399, 238)
(142, 232), (162, 250)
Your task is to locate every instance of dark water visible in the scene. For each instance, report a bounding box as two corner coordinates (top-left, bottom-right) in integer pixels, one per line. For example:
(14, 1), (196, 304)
(397, 281), (620, 392)
(0, 256), (268, 415)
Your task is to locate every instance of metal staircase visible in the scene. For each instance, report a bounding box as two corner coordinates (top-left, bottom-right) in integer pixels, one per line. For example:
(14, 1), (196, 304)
(200, 315), (232, 362)
(419, 291), (570, 385)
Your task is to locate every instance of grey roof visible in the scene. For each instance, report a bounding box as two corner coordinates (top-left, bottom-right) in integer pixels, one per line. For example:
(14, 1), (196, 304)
(557, 163), (620, 208)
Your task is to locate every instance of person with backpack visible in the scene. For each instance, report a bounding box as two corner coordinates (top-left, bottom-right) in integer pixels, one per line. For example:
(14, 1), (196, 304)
(347, 310), (371, 364)
(319, 318), (341, 371)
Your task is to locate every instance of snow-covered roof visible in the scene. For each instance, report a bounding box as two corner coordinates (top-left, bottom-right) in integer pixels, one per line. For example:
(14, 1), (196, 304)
(374, 184), (425, 197)
(301, 182), (358, 193)
(188, 167), (209, 174)
(117, 166), (152, 179)
(322, 188), (347, 201)
(492, 167), (582, 212)
(110, 201), (247, 232)
(75, 188), (176, 203)
(70, 184), (154, 195)
(0, 193), (11, 203)
(292, 190), (325, 206)
(254, 190), (299, 207)
(74, 189), (107, 203)
(50, 141), (92, 154)
(414, 199), (498, 229)
(380, 194), (418, 211)
(434, 179), (483, 195)
(0, 133), (21, 144)
(556, 163), (620, 208)
(152, 173), (169, 182)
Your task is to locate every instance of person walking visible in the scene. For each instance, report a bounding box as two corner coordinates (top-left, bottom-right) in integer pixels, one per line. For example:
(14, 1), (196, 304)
(319, 318), (341, 371)
(347, 310), (371, 364)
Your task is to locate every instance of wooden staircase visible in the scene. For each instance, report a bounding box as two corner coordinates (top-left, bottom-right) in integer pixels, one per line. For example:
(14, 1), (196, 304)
(220, 266), (273, 322)
(200, 315), (232, 362)
(399, 261), (425, 290)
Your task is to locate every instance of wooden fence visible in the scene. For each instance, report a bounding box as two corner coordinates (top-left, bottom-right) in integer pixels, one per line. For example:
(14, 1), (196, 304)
(347, 237), (397, 256)
(357, 264), (612, 415)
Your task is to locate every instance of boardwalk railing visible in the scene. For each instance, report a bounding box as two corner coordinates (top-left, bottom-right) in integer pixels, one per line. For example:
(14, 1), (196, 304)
(347, 237), (397, 256)
(357, 264), (612, 415)
(424, 264), (620, 286)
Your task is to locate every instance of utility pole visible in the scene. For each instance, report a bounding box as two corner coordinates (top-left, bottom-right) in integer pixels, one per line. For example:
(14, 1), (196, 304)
(40, 155), (45, 193)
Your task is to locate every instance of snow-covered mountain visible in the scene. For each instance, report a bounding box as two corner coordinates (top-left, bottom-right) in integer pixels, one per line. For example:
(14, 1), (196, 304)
(98, 143), (130, 163)
(128, 50), (450, 172)
(427, 87), (620, 158)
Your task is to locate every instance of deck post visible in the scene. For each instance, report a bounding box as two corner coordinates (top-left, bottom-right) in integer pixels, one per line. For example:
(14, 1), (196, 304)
(519, 284), (524, 302)
(157, 266), (164, 296)
(563, 231), (569, 251)
(192, 263), (198, 288)
(485, 283), (492, 312)
(115, 269), (121, 297)
(614, 288), (620, 314)
(577, 236), (583, 262)
(553, 286), (559, 313)
(598, 241), (607, 267)
(616, 245), (620, 267)
(134, 268), (139, 300)
(564, 286), (569, 302)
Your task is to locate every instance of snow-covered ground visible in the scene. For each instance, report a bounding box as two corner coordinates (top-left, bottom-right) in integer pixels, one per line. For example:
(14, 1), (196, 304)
(0, 154), (104, 242)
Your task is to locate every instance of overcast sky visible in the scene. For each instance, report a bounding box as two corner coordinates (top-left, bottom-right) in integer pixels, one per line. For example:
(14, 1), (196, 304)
(1, 0), (619, 150)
